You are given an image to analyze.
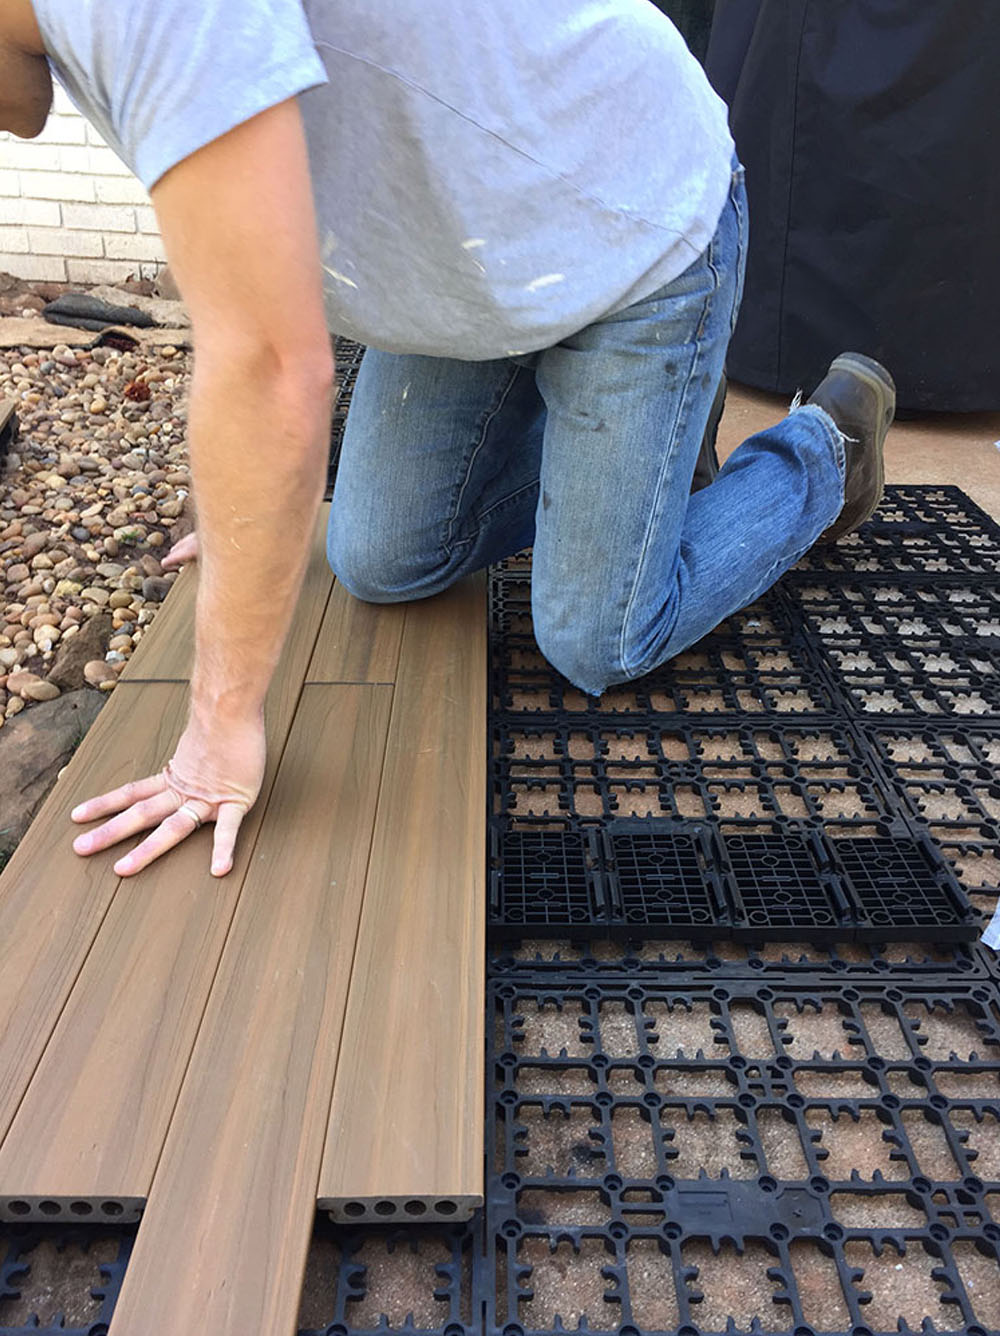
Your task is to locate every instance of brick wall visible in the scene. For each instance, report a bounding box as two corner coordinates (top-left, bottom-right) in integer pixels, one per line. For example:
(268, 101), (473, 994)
(0, 86), (165, 286)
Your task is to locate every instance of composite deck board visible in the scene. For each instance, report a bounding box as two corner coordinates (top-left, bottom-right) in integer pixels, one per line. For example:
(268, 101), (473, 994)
(0, 397), (16, 443)
(318, 574), (486, 1221)
(120, 503), (333, 682)
(0, 696), (288, 1215)
(0, 532), (336, 1220)
(305, 579), (406, 683)
(107, 684), (392, 1336)
(0, 681), (186, 1155)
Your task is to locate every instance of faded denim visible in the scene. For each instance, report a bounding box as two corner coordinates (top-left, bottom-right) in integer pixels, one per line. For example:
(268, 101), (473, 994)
(328, 162), (845, 695)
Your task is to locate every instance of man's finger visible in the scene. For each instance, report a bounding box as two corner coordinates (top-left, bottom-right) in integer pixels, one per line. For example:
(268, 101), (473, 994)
(162, 532), (198, 570)
(113, 805), (209, 878)
(211, 801), (246, 877)
(73, 789), (178, 857)
(71, 773), (166, 825)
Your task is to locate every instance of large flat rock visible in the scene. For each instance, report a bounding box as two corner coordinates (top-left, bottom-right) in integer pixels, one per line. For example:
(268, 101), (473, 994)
(0, 689), (105, 857)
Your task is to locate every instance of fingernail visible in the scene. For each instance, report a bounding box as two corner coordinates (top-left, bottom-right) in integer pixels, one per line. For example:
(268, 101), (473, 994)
(71, 805), (85, 821)
(74, 834), (91, 853)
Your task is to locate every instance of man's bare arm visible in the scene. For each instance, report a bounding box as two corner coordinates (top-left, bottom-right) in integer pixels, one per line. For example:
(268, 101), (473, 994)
(72, 98), (333, 876)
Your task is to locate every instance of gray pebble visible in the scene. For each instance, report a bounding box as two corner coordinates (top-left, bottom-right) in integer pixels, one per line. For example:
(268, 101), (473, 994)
(141, 576), (172, 603)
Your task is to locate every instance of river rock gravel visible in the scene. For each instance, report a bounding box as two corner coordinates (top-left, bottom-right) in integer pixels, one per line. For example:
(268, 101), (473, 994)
(0, 339), (192, 727)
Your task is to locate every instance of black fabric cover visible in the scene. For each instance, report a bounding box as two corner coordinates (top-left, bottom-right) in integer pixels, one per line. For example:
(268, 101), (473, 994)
(706, 0), (1000, 412)
(649, 0), (717, 64)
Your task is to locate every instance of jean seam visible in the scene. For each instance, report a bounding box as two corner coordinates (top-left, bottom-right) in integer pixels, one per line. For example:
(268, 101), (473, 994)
(474, 478), (539, 528)
(694, 238), (721, 344)
(729, 169), (748, 336)
(446, 363), (523, 550)
(619, 185), (737, 677)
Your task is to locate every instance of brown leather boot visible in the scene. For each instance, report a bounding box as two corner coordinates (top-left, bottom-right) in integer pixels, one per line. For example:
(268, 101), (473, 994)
(808, 353), (895, 543)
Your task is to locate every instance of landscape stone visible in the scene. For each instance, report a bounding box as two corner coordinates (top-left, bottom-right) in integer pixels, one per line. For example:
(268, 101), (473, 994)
(141, 576), (171, 603)
(83, 659), (116, 687)
(47, 613), (113, 690)
(0, 689), (104, 856)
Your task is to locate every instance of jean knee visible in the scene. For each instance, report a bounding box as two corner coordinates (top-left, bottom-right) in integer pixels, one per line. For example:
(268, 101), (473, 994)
(326, 523), (411, 604)
(532, 610), (626, 697)
(326, 515), (461, 604)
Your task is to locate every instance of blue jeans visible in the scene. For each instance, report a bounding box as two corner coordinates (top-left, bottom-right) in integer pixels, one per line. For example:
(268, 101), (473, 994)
(327, 161), (845, 696)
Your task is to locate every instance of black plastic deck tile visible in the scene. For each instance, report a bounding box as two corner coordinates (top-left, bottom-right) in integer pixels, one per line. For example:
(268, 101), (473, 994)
(492, 635), (839, 719)
(831, 836), (981, 944)
(488, 713), (981, 940)
(817, 639), (1000, 720)
(790, 483), (1000, 577)
(488, 937), (996, 983)
(491, 718), (904, 836)
(486, 976), (1000, 1336)
(325, 336), (366, 498)
(604, 822), (729, 939)
(857, 723), (1000, 922)
(0, 1225), (134, 1336)
(782, 577), (1000, 646)
(490, 830), (606, 937)
(487, 485), (998, 941)
(721, 829), (850, 938)
(296, 1217), (480, 1336)
(491, 820), (977, 944)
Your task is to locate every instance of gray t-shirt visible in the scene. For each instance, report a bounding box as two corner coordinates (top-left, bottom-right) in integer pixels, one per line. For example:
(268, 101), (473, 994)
(35, 0), (734, 361)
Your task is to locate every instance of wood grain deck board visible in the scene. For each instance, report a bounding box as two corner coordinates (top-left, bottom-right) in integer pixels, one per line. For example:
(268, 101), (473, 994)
(305, 579), (406, 683)
(0, 532), (336, 1221)
(0, 682), (186, 1156)
(107, 684), (392, 1336)
(0, 397), (17, 445)
(120, 503), (333, 682)
(318, 574), (486, 1222)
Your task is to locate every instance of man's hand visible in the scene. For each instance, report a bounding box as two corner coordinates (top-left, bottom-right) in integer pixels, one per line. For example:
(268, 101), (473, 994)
(71, 710), (265, 877)
(162, 531), (199, 569)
